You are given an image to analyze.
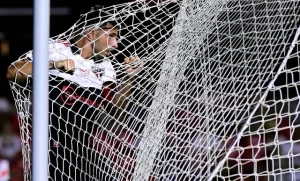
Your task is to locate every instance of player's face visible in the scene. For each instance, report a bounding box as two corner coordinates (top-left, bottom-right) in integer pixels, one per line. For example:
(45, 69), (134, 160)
(92, 23), (118, 58)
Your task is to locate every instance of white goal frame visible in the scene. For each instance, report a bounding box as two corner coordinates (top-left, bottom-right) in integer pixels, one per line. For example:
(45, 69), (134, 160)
(32, 0), (50, 180)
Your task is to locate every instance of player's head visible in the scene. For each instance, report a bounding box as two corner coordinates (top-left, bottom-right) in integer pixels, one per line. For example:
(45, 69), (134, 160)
(74, 4), (120, 59)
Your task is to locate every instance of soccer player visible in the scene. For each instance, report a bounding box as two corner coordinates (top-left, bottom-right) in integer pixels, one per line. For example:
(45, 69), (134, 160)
(6, 4), (142, 180)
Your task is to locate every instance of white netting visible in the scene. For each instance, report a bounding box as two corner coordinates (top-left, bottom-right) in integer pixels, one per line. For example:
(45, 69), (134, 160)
(7, 0), (300, 180)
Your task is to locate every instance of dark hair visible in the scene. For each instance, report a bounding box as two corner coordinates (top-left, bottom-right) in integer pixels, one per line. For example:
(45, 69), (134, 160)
(70, 4), (119, 39)
(77, 5), (118, 28)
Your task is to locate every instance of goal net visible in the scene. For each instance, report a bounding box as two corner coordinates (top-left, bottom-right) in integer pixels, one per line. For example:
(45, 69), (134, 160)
(8, 0), (300, 180)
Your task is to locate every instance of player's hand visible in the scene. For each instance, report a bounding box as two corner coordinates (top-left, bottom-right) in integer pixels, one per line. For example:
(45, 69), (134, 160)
(124, 56), (143, 77)
(53, 59), (75, 73)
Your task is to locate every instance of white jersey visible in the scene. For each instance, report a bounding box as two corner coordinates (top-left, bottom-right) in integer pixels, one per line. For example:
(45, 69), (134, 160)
(23, 38), (117, 89)
(0, 160), (9, 181)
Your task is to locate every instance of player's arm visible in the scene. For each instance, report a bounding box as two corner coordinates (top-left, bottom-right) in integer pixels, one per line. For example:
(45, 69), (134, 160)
(7, 59), (75, 81)
(7, 59), (34, 81)
(111, 56), (142, 120)
(111, 75), (133, 120)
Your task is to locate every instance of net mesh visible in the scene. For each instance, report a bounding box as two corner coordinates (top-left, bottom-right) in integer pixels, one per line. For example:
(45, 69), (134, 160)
(8, 0), (300, 180)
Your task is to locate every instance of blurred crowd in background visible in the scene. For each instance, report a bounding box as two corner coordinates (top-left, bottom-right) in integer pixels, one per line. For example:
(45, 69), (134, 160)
(0, 97), (22, 181)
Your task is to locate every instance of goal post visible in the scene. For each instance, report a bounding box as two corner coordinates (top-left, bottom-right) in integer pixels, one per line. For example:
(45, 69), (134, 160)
(32, 0), (50, 181)
(8, 0), (300, 180)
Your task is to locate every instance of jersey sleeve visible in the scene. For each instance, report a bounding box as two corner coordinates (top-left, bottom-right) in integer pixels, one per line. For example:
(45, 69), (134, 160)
(20, 39), (73, 62)
(12, 39), (74, 78)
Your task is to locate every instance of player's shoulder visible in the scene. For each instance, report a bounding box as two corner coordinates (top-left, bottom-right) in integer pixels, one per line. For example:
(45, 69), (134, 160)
(49, 38), (71, 48)
(48, 38), (75, 58)
(16, 38), (73, 61)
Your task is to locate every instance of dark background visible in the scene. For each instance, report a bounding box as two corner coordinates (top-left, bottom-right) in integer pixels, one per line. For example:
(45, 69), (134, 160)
(1, 0), (298, 103)
(0, 2), (299, 180)
(0, 0), (137, 102)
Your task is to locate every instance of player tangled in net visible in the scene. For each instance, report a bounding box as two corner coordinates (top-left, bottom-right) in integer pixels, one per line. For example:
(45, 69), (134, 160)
(7, 0), (300, 181)
(7, 4), (143, 181)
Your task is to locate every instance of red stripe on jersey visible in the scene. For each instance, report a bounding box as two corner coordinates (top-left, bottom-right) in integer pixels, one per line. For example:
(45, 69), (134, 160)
(102, 82), (117, 101)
